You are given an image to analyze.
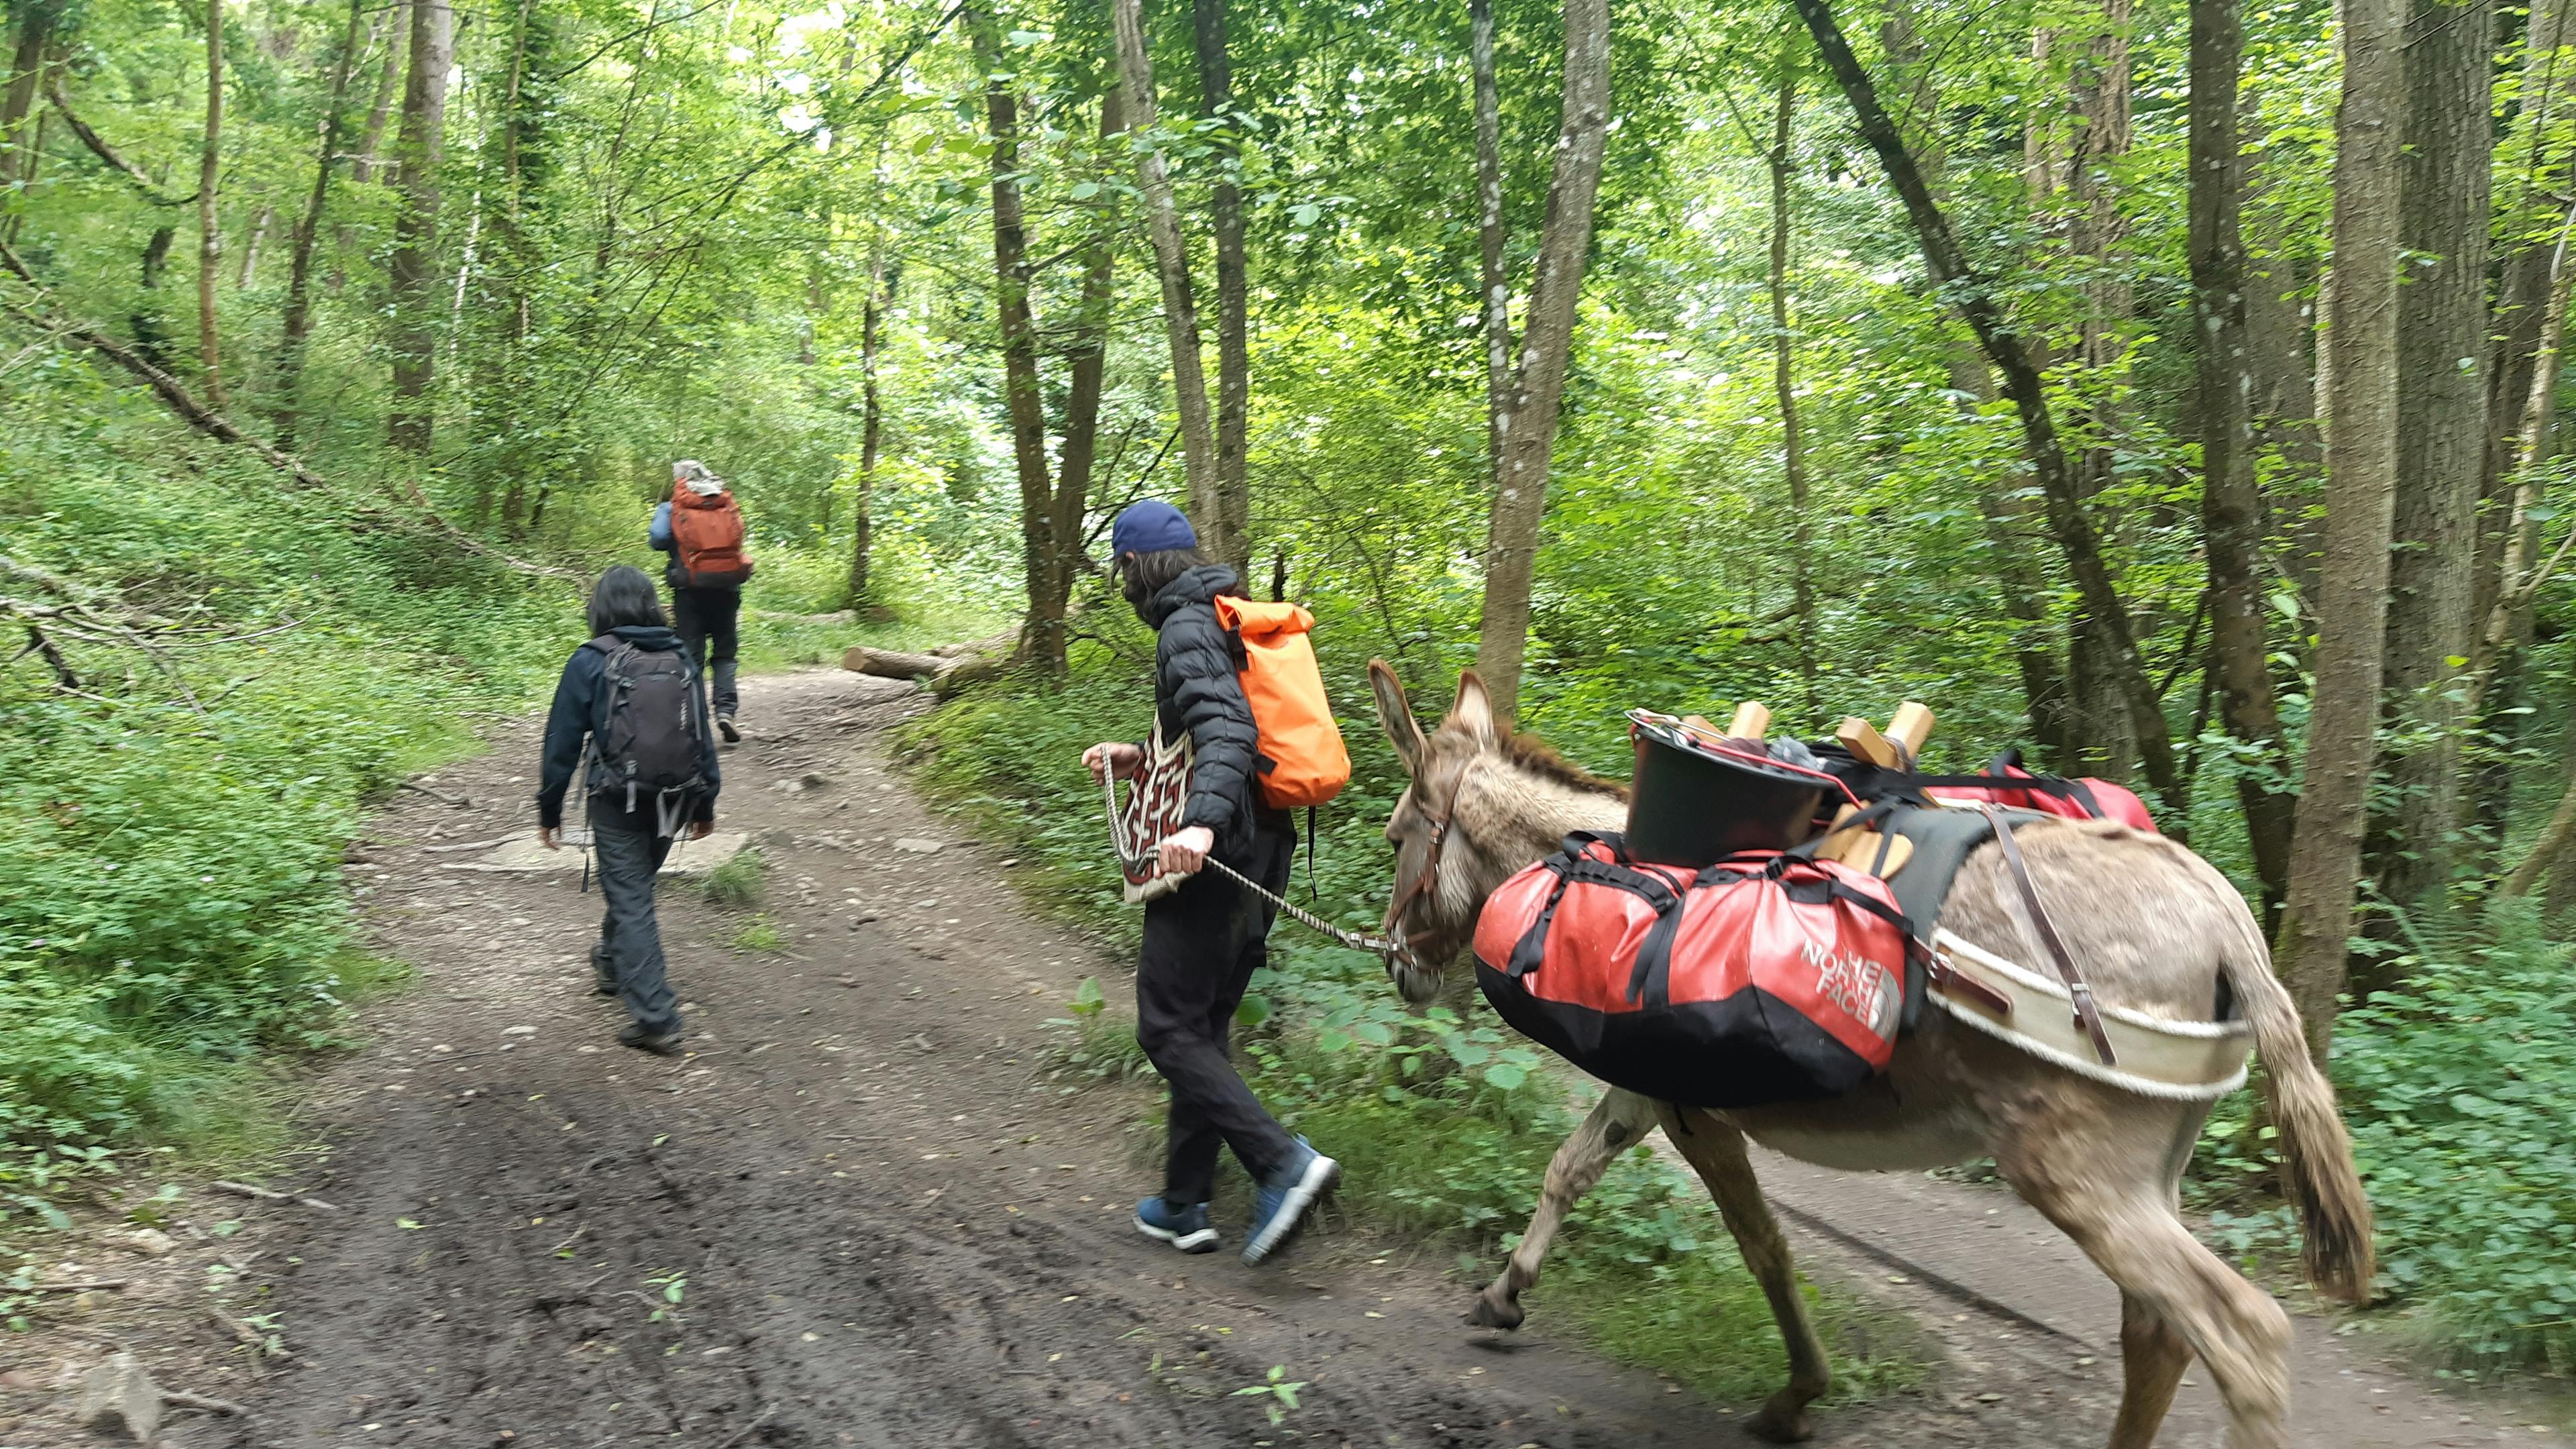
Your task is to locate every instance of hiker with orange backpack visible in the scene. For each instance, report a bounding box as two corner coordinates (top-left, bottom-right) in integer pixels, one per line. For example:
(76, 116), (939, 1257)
(1082, 500), (1349, 1265)
(649, 460), (755, 741)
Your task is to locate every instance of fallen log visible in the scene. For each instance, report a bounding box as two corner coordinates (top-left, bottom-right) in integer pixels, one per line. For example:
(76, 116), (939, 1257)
(841, 629), (1016, 683)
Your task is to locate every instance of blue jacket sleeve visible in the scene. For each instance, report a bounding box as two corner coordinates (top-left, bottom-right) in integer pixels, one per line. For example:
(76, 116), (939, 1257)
(535, 649), (600, 828)
(649, 502), (675, 552)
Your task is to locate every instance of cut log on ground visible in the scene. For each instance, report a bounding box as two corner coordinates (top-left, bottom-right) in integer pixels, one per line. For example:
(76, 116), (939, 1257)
(841, 629), (1016, 684)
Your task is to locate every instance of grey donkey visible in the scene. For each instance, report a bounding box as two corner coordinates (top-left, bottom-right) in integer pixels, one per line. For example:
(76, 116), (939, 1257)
(1366, 662), (2373, 1449)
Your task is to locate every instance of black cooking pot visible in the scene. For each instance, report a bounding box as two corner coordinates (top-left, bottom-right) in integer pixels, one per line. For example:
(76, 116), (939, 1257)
(1623, 711), (1847, 867)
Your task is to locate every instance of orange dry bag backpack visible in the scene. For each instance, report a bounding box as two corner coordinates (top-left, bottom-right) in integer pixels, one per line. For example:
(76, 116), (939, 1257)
(669, 486), (755, 589)
(1212, 597), (1350, 810)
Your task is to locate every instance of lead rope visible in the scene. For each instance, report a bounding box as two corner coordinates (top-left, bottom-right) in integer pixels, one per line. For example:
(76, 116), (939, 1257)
(1102, 771), (1414, 960)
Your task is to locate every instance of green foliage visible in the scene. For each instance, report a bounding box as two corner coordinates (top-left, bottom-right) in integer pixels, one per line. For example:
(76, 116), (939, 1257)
(2200, 899), (2576, 1375)
(729, 915), (787, 953)
(699, 848), (769, 910)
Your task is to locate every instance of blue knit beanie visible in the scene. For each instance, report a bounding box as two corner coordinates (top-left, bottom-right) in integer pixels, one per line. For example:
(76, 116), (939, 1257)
(1110, 499), (1197, 561)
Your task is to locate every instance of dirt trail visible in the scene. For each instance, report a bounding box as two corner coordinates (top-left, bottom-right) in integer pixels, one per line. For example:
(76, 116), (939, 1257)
(0, 668), (2559, 1448)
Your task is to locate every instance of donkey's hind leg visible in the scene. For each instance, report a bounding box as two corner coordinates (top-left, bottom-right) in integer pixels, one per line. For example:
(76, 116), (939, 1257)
(1652, 1104), (1830, 1444)
(2000, 1139), (2292, 1448)
(1470, 1088), (1657, 1330)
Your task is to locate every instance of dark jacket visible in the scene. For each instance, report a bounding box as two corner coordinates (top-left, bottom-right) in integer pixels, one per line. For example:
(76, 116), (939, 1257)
(1144, 564), (1281, 863)
(535, 625), (722, 830)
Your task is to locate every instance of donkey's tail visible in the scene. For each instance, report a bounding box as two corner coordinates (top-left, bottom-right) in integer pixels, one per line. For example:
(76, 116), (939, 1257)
(2197, 855), (2375, 1303)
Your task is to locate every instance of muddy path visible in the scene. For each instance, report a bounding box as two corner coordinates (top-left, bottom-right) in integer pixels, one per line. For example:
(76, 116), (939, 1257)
(0, 669), (2557, 1448)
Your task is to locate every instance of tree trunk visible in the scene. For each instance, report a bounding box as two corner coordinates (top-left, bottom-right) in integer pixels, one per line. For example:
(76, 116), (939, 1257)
(1766, 58), (1815, 698)
(386, 0), (452, 453)
(482, 0), (553, 532)
(2367, 0), (2493, 911)
(270, 0), (368, 448)
(849, 250), (888, 608)
(349, 0), (407, 184)
(1470, 0), (1613, 727)
(2462, 214), (2576, 731)
(1883, 0), (2074, 765)
(133, 223), (178, 369)
(1193, 0), (1250, 577)
(233, 203), (271, 287)
(196, 0), (227, 408)
(2275, 0), (2404, 1057)
(0, 0), (59, 192)
(969, 9), (1057, 667)
(1472, 0), (1511, 491)
(1795, 0), (2187, 814)
(1110, 0), (1229, 568)
(2189, 0), (2294, 919)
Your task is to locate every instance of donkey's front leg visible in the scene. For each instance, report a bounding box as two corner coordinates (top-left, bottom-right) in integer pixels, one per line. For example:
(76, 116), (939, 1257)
(1652, 1104), (1830, 1444)
(1470, 1087), (1658, 1330)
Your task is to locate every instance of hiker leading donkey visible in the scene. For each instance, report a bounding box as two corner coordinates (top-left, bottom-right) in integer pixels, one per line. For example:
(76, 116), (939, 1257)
(1082, 500), (1341, 1265)
(650, 460), (755, 742)
(535, 566), (722, 1055)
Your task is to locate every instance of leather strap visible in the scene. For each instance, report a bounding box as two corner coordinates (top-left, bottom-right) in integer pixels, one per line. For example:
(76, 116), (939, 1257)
(1977, 806), (2117, 1065)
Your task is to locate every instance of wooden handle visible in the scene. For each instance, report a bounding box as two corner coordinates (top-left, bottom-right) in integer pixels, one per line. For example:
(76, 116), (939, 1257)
(1726, 702), (1771, 741)
(1886, 702), (1934, 764)
(1836, 716), (1898, 768)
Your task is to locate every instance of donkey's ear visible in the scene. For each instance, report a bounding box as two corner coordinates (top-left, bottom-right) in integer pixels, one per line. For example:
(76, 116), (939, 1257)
(1369, 659), (1428, 776)
(1450, 670), (1498, 749)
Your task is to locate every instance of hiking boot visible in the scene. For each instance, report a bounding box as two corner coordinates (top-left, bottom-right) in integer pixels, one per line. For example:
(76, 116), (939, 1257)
(619, 1022), (684, 1055)
(716, 713), (741, 744)
(1134, 1197), (1218, 1254)
(1242, 1139), (1339, 1265)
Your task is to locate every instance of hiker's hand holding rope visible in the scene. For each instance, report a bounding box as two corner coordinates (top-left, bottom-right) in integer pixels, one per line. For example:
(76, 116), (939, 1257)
(1158, 826), (1214, 876)
(1083, 741), (1143, 782)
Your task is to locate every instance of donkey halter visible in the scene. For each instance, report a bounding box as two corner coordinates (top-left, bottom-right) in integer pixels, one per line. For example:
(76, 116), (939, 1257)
(1377, 756), (1485, 984)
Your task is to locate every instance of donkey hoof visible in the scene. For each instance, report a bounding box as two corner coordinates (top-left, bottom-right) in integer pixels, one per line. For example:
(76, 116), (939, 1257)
(1746, 1393), (1815, 1444)
(1464, 1287), (1526, 1331)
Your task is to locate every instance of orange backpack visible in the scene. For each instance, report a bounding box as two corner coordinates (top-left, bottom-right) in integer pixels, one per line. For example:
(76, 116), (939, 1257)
(1213, 597), (1350, 810)
(669, 486), (755, 588)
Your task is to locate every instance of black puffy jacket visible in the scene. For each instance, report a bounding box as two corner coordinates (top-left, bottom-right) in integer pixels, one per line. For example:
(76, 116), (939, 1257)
(1142, 564), (1279, 862)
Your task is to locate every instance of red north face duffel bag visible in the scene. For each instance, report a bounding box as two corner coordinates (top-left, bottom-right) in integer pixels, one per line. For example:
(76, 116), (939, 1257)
(1472, 830), (1915, 1108)
(1919, 750), (2157, 833)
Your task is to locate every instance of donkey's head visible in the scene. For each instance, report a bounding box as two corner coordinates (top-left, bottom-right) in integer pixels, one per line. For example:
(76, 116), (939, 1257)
(1368, 661), (1627, 1002)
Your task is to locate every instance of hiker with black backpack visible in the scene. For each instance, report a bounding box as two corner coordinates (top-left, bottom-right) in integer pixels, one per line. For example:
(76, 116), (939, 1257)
(1082, 500), (1344, 1265)
(535, 566), (722, 1055)
(649, 460), (754, 742)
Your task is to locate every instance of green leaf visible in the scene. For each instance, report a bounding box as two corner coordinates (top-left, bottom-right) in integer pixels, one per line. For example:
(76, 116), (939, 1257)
(1070, 181), (1101, 201)
(396, 1218), (423, 1230)
(1482, 1063), (1528, 1091)
(1234, 994), (1272, 1028)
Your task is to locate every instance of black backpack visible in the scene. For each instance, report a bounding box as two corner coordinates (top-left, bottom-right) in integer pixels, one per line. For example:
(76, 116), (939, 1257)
(586, 636), (706, 826)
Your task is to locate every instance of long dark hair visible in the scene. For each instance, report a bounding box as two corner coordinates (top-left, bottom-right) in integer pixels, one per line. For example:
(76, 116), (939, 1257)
(586, 565), (669, 635)
(1119, 546), (1212, 617)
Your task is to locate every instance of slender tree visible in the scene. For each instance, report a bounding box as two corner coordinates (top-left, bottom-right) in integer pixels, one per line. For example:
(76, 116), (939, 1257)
(1193, 0), (1250, 578)
(0, 0), (61, 195)
(1469, 0), (1614, 726)
(849, 248), (891, 608)
(196, 0), (226, 408)
(2276, 0), (2404, 1055)
(2189, 0), (2293, 916)
(386, 0), (453, 453)
(2367, 0), (2494, 910)
(1794, 0), (2188, 816)
(1110, 0), (1229, 568)
(272, 0), (370, 447)
(1764, 54), (1815, 695)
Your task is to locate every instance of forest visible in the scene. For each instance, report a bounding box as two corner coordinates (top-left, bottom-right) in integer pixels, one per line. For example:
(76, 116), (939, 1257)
(7, 0), (2576, 1386)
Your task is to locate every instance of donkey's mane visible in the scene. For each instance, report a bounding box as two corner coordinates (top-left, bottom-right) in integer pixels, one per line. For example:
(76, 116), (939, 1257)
(1499, 730), (1628, 798)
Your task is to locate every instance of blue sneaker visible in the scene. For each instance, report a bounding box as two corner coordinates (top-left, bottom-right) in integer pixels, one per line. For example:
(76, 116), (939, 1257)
(1134, 1197), (1218, 1254)
(1242, 1140), (1340, 1265)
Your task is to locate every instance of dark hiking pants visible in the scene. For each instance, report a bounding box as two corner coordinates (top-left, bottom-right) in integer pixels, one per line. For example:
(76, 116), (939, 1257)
(1135, 816), (1297, 1205)
(589, 818), (684, 1036)
(671, 585), (741, 720)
